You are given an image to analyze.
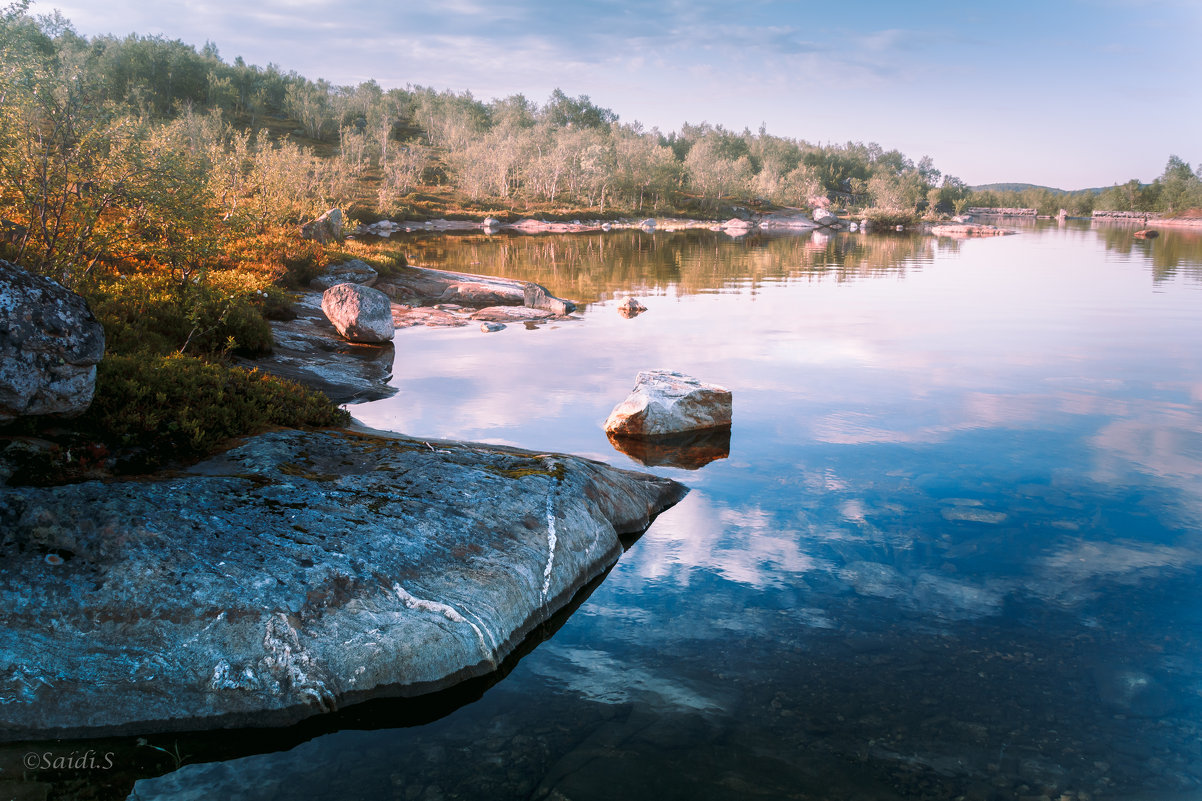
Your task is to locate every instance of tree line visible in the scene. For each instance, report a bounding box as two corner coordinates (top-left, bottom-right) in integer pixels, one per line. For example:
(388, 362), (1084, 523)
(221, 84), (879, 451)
(0, 3), (981, 256)
(967, 156), (1202, 217)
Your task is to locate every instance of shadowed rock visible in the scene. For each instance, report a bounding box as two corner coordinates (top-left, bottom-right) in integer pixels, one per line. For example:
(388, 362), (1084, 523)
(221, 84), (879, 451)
(0, 428), (687, 740)
(0, 260), (105, 422)
(299, 208), (343, 243)
(309, 259), (378, 291)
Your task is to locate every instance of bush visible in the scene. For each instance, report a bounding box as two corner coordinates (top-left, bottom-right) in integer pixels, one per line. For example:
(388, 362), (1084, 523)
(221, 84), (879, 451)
(862, 208), (919, 228)
(87, 272), (274, 358)
(81, 353), (349, 461)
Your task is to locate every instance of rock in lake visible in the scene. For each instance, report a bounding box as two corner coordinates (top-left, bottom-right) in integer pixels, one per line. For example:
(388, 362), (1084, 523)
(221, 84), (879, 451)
(604, 370), (733, 437)
(0, 260), (105, 422)
(617, 297), (648, 318)
(321, 283), (395, 343)
(480, 322), (506, 333)
(1133, 229), (1160, 239)
(309, 258), (379, 291)
(300, 208), (343, 243)
(524, 283), (577, 315)
(0, 428), (686, 739)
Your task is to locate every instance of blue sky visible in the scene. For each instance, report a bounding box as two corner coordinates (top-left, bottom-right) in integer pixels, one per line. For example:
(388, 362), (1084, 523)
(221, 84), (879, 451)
(33, 0), (1202, 189)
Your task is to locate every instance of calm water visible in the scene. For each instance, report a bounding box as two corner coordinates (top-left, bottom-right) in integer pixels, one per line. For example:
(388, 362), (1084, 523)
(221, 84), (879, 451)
(133, 221), (1202, 800)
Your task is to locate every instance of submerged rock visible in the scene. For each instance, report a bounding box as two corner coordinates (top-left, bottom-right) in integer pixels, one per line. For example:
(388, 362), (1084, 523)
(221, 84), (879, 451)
(0, 260), (105, 422)
(1133, 229), (1159, 239)
(604, 370), (733, 437)
(0, 428), (686, 740)
(321, 283), (395, 343)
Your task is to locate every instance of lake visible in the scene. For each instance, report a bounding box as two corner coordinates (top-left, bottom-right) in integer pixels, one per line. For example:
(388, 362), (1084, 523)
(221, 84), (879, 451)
(132, 220), (1202, 800)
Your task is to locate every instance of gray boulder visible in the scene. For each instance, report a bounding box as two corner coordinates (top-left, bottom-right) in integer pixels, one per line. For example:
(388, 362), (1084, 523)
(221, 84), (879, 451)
(0, 260), (105, 422)
(812, 207), (838, 226)
(0, 428), (686, 739)
(300, 208), (343, 243)
(309, 259), (378, 291)
(321, 283), (394, 343)
(604, 370), (733, 437)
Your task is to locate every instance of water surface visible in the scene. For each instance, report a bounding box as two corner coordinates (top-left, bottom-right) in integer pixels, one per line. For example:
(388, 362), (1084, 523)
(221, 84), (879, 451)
(135, 221), (1202, 800)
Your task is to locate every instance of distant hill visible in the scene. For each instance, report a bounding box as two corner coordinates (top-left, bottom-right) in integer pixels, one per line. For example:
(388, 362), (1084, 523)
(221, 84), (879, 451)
(971, 183), (1120, 195)
(971, 182), (1066, 193)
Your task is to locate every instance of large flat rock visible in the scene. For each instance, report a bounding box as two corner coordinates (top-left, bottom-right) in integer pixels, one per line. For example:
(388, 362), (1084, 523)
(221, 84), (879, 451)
(0, 429), (685, 741)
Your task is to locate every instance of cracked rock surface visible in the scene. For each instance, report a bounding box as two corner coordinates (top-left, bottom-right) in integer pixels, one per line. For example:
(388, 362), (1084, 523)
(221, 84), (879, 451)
(0, 428), (685, 740)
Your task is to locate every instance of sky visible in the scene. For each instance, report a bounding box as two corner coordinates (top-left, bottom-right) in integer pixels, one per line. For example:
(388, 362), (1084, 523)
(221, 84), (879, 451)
(28, 0), (1202, 189)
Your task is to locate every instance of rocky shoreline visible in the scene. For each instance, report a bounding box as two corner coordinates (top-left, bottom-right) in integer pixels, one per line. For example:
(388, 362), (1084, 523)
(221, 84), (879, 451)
(354, 208), (823, 238)
(0, 253), (685, 745)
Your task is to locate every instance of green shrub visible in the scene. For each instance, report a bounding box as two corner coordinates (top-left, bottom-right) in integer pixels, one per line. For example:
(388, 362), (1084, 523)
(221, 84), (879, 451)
(862, 208), (919, 228)
(87, 272), (274, 358)
(82, 353), (349, 461)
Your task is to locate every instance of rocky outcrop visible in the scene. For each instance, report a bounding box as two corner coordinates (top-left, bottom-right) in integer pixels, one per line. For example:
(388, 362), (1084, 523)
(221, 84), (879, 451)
(300, 208), (343, 243)
(758, 210), (820, 231)
(0, 428), (686, 740)
(1133, 229), (1160, 239)
(604, 370), (733, 437)
(524, 283), (577, 315)
(377, 266), (576, 316)
(238, 292), (396, 404)
(309, 259), (379, 291)
(617, 297), (648, 318)
(321, 283), (395, 343)
(966, 207), (1036, 217)
(0, 260), (105, 423)
(470, 306), (556, 323)
(928, 224), (1016, 238)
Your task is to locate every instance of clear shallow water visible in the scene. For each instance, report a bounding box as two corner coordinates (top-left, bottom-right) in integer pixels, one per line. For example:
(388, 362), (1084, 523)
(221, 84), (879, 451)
(134, 222), (1202, 800)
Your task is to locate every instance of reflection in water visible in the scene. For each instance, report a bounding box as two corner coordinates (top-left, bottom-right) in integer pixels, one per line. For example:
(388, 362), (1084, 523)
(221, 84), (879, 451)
(606, 427), (731, 470)
(1094, 221), (1202, 282)
(25, 225), (1202, 799)
(398, 228), (943, 303)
